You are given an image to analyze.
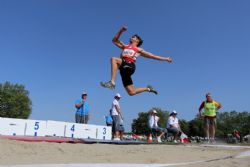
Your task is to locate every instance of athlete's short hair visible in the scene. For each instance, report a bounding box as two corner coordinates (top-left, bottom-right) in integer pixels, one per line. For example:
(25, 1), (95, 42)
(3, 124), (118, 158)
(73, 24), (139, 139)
(132, 34), (143, 47)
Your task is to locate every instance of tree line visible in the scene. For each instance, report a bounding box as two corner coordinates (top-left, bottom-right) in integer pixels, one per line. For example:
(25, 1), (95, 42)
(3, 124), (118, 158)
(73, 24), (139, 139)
(0, 82), (32, 118)
(132, 108), (250, 138)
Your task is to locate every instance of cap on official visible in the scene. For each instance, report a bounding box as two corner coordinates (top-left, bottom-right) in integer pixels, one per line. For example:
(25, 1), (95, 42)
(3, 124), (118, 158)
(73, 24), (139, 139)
(82, 91), (87, 96)
(115, 93), (121, 98)
(152, 110), (157, 114)
(170, 110), (177, 116)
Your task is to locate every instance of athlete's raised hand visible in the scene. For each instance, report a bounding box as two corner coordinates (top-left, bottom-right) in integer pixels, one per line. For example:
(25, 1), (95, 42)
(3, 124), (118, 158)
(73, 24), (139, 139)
(120, 26), (127, 32)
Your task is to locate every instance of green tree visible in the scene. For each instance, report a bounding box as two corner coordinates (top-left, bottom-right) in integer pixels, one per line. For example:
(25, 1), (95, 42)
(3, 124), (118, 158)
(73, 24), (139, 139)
(131, 108), (169, 135)
(187, 111), (250, 138)
(0, 82), (32, 118)
(217, 111), (250, 137)
(179, 119), (189, 134)
(188, 115), (204, 137)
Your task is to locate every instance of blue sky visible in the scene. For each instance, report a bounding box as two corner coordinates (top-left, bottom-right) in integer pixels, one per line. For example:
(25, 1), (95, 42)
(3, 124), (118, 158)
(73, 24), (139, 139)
(0, 0), (249, 131)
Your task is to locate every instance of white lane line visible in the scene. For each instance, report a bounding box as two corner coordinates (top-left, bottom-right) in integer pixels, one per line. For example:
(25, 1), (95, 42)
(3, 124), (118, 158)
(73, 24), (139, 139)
(235, 150), (250, 158)
(202, 144), (250, 149)
(186, 144), (250, 150)
(0, 156), (233, 167)
(1, 150), (249, 167)
(0, 165), (166, 167)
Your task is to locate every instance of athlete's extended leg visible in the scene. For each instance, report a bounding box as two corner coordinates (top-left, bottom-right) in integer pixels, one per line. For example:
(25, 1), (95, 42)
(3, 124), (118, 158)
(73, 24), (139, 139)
(125, 85), (148, 96)
(125, 85), (158, 96)
(101, 57), (122, 90)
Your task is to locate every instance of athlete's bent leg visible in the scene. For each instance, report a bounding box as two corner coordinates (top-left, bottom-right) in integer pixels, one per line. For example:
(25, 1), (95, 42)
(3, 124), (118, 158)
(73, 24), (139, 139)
(111, 57), (122, 83)
(101, 57), (122, 90)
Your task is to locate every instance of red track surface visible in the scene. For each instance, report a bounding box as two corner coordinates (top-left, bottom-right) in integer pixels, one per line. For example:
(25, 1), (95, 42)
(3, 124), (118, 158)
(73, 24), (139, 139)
(0, 135), (85, 143)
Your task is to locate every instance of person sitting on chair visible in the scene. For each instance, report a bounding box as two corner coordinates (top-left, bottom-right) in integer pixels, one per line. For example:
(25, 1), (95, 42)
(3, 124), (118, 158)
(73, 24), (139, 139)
(105, 109), (113, 126)
(232, 129), (242, 142)
(148, 110), (166, 143)
(167, 110), (181, 143)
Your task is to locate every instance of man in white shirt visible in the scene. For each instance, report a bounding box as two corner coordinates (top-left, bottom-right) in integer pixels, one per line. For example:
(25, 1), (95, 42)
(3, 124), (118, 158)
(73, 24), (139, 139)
(167, 110), (181, 143)
(111, 93), (123, 140)
(148, 110), (166, 142)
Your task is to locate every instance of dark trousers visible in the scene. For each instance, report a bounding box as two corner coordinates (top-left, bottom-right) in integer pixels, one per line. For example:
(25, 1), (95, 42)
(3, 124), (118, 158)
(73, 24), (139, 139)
(75, 114), (89, 124)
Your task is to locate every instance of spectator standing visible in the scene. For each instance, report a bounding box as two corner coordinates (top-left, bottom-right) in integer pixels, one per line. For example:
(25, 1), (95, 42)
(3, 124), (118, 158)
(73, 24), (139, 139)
(75, 91), (90, 124)
(199, 93), (222, 143)
(111, 93), (123, 140)
(118, 116), (125, 140)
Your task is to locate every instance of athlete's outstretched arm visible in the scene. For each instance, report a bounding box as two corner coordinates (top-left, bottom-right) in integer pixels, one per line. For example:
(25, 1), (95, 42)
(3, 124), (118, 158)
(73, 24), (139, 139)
(139, 49), (173, 62)
(112, 26), (127, 49)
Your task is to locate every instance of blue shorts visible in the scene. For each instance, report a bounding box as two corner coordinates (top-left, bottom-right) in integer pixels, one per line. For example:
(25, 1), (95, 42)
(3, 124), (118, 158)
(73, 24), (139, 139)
(118, 125), (125, 132)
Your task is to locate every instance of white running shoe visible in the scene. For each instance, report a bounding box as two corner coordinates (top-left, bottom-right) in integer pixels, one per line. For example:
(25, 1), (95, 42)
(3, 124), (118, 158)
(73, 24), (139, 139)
(157, 137), (162, 143)
(210, 138), (216, 144)
(100, 81), (115, 90)
(113, 137), (120, 141)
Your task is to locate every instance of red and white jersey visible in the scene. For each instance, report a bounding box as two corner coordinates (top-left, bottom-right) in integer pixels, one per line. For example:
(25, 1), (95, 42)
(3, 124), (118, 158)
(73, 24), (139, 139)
(121, 44), (140, 62)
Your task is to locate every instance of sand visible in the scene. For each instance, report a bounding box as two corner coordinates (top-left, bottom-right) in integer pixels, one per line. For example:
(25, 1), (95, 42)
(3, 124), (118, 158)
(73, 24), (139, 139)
(0, 138), (249, 166)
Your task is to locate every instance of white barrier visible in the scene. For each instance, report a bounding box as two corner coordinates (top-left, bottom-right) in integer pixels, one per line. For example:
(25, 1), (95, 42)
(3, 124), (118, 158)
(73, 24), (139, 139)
(65, 123), (112, 140)
(46, 120), (66, 137)
(96, 125), (112, 140)
(82, 124), (98, 139)
(0, 117), (4, 135)
(25, 120), (47, 136)
(0, 117), (112, 140)
(65, 122), (85, 138)
(0, 117), (5, 135)
(0, 118), (26, 136)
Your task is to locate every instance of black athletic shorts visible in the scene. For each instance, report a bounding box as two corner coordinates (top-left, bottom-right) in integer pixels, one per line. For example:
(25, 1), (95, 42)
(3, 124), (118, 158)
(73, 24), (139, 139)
(119, 59), (136, 87)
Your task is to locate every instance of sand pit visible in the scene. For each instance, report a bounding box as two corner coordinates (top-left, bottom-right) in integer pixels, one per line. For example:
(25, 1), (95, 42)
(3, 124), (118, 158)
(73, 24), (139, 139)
(0, 138), (249, 167)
